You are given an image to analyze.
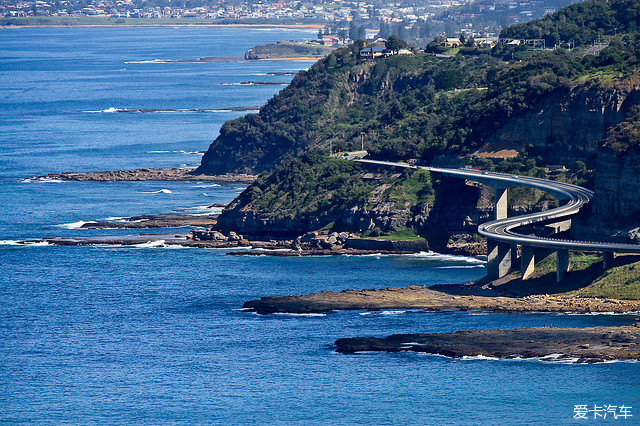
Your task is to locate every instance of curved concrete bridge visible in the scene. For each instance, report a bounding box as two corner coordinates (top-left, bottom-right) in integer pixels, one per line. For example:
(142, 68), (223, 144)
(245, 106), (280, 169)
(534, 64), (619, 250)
(356, 159), (640, 282)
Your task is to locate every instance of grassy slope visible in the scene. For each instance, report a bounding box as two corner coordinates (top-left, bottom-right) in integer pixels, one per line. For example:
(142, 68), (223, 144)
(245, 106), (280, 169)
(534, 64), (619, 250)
(494, 251), (640, 300)
(573, 259), (640, 299)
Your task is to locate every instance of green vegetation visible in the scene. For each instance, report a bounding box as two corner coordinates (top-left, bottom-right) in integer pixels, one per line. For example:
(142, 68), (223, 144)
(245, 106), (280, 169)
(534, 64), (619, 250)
(496, 251), (640, 300)
(574, 259), (640, 299)
(245, 41), (335, 60)
(384, 169), (433, 207)
(217, 151), (438, 235)
(361, 227), (425, 241)
(602, 106), (640, 154)
(233, 150), (375, 219)
(500, 0), (640, 48)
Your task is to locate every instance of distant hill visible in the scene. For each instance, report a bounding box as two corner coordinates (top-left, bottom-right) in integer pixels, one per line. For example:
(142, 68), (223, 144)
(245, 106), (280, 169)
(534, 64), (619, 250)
(500, 0), (640, 47)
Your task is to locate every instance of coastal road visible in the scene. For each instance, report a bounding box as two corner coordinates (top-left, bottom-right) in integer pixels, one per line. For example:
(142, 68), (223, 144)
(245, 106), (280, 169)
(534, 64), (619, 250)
(355, 159), (640, 254)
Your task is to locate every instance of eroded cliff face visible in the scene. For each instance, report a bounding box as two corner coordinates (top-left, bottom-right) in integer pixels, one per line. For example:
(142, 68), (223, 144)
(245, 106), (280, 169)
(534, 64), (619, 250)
(479, 85), (640, 167)
(594, 149), (640, 221)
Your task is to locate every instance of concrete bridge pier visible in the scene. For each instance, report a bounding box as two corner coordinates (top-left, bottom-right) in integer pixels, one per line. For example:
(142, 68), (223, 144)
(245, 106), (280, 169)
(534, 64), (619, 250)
(520, 246), (536, 280)
(485, 187), (513, 280)
(487, 239), (513, 279)
(494, 187), (508, 220)
(603, 252), (614, 270)
(556, 249), (569, 282)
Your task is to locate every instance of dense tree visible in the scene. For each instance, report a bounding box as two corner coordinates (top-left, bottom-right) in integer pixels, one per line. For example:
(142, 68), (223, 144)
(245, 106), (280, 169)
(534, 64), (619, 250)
(385, 34), (408, 52)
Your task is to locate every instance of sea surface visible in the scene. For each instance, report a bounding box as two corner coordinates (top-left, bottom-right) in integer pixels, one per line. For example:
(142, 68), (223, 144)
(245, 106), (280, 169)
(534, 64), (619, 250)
(1, 27), (639, 424)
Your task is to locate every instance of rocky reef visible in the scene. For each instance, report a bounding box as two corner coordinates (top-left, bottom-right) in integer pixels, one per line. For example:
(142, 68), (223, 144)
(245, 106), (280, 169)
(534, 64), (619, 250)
(334, 324), (640, 363)
(30, 168), (257, 183)
(243, 285), (640, 315)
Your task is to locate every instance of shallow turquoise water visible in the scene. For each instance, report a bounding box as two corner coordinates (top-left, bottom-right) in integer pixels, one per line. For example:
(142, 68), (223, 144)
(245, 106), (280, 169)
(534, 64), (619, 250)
(0, 27), (639, 424)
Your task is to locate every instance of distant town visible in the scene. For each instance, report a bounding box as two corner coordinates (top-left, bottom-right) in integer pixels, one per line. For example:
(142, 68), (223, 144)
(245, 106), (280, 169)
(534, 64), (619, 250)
(1, 0), (580, 42)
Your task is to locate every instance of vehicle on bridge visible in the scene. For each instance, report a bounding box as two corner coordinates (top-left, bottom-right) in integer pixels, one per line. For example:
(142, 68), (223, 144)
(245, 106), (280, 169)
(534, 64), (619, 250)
(332, 150), (368, 160)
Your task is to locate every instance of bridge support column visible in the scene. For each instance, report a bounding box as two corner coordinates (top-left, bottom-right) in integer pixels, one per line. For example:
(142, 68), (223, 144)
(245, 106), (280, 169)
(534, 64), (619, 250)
(603, 252), (614, 270)
(556, 249), (569, 282)
(487, 239), (513, 280)
(521, 246), (536, 280)
(494, 187), (508, 220)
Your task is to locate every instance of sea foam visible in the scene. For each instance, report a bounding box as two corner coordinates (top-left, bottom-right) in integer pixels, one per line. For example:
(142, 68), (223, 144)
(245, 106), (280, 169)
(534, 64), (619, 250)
(133, 240), (167, 248)
(140, 189), (173, 194)
(56, 220), (96, 229)
(0, 240), (50, 246)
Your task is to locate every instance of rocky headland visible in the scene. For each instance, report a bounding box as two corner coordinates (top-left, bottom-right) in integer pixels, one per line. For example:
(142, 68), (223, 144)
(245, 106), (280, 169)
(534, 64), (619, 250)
(334, 324), (640, 363)
(244, 41), (335, 60)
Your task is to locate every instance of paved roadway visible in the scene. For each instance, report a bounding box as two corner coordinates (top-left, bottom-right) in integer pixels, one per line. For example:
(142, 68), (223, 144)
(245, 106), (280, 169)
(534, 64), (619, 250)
(356, 159), (640, 254)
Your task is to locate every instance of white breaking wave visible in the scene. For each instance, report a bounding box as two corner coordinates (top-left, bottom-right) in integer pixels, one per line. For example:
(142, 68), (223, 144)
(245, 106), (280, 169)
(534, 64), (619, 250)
(147, 150), (170, 154)
(103, 217), (148, 223)
(174, 150), (203, 155)
(352, 252), (384, 257)
(435, 265), (486, 269)
(87, 106), (120, 113)
(24, 241), (50, 246)
(461, 355), (501, 361)
(0, 240), (50, 246)
(359, 309), (422, 316)
(21, 177), (65, 183)
(408, 251), (485, 264)
(124, 59), (170, 64)
(177, 205), (223, 216)
(195, 184), (221, 188)
(133, 240), (167, 248)
(140, 189), (172, 194)
(272, 312), (327, 317)
(56, 220), (97, 229)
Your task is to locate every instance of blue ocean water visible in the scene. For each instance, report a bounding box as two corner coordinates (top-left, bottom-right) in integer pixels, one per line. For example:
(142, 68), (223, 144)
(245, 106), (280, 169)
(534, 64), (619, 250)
(1, 27), (639, 424)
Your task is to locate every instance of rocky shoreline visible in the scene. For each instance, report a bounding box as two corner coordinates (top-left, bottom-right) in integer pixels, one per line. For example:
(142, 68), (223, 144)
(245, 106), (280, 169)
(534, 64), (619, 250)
(36, 232), (440, 255)
(28, 168), (257, 183)
(78, 213), (221, 229)
(243, 285), (640, 315)
(334, 324), (640, 363)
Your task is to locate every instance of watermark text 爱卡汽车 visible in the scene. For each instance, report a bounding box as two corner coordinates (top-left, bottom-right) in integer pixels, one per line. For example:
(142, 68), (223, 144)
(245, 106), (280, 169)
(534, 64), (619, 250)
(574, 405), (632, 420)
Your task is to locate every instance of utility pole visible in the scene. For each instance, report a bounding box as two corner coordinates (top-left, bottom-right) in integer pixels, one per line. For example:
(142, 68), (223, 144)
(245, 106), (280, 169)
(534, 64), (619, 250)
(360, 132), (365, 151)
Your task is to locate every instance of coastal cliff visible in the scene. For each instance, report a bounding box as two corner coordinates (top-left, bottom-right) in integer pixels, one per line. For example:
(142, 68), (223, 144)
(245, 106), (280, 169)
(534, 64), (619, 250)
(479, 84), (639, 167)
